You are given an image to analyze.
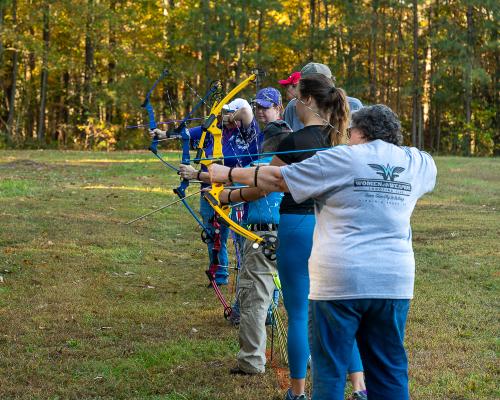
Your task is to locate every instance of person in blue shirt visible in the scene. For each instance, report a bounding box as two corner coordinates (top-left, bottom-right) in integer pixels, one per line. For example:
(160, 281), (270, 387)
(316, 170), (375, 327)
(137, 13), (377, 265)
(155, 98), (262, 285)
(215, 87), (291, 375)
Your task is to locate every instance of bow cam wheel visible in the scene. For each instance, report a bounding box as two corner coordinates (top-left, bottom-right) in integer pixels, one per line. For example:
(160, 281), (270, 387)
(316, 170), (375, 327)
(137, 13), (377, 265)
(261, 234), (279, 261)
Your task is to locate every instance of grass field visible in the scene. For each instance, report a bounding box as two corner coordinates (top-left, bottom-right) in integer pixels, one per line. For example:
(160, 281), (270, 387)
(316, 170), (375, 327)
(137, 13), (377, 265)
(0, 150), (498, 400)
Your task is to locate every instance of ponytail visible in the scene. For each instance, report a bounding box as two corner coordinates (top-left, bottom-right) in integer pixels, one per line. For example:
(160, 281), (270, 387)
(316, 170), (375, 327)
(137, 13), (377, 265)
(299, 74), (350, 145)
(328, 88), (349, 145)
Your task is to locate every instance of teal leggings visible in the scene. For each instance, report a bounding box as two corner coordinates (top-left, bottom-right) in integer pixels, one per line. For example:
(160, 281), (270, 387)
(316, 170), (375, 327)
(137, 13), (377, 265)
(277, 214), (314, 379)
(277, 213), (363, 379)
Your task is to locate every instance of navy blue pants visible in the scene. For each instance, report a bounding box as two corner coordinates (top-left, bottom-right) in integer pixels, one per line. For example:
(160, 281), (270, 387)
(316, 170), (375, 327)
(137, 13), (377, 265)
(309, 299), (410, 400)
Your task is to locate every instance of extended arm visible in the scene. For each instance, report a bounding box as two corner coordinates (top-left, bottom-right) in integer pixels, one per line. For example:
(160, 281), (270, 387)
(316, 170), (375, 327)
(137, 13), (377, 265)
(179, 164), (210, 183)
(208, 164), (289, 193)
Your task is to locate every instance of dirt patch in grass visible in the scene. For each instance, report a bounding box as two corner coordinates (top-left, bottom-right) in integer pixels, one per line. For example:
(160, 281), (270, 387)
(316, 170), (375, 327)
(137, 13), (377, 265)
(0, 159), (50, 170)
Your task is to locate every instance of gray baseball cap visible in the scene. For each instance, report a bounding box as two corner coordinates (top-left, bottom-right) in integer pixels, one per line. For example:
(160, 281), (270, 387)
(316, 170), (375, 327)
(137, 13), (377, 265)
(348, 97), (364, 128)
(301, 62), (332, 79)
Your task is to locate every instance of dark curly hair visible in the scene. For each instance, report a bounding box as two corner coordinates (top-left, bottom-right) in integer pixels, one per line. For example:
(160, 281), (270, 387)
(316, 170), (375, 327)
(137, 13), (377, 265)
(351, 104), (403, 145)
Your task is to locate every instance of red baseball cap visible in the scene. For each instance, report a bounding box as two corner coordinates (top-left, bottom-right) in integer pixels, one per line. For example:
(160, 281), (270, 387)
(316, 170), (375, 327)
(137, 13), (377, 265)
(278, 71), (301, 86)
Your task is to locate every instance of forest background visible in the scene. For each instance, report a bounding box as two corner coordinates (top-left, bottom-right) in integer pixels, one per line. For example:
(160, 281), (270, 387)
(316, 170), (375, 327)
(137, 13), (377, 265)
(0, 0), (498, 155)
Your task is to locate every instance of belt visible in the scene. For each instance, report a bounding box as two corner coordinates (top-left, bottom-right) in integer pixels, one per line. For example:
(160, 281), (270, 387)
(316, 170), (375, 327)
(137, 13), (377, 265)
(248, 223), (278, 232)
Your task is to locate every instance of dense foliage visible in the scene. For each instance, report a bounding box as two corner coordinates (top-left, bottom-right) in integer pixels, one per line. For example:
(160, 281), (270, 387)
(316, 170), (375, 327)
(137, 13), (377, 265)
(0, 0), (498, 155)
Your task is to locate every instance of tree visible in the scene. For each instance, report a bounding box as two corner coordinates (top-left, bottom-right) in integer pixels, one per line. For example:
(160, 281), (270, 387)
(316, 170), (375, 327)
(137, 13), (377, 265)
(37, 1), (50, 144)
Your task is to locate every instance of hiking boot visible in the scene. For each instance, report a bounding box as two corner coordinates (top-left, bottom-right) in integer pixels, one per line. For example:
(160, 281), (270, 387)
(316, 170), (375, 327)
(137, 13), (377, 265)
(348, 391), (368, 400)
(284, 388), (307, 400)
(229, 365), (261, 375)
(228, 310), (240, 327)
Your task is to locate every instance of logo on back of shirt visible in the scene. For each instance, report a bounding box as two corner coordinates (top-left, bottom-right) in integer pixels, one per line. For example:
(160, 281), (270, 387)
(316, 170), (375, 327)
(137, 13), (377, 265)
(354, 163), (412, 199)
(368, 164), (405, 181)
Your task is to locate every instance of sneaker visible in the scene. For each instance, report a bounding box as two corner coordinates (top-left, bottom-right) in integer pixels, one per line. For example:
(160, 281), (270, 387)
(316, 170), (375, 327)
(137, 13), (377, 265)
(229, 365), (261, 375)
(348, 391), (368, 400)
(284, 388), (307, 400)
(228, 311), (240, 327)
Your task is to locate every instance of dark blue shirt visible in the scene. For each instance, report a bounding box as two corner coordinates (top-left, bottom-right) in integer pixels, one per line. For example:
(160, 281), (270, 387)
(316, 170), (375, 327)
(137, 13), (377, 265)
(189, 119), (262, 168)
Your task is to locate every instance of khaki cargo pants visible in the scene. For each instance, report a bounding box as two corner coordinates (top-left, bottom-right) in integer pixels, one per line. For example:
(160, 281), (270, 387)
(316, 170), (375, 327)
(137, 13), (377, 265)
(236, 230), (278, 374)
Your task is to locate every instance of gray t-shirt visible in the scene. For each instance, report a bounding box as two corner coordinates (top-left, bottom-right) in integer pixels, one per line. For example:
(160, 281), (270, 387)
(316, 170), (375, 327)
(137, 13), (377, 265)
(283, 99), (303, 131)
(283, 97), (364, 132)
(281, 140), (437, 300)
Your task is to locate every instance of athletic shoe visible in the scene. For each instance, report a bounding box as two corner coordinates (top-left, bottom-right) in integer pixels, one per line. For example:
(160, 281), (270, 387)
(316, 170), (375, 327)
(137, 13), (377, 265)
(348, 390), (368, 400)
(228, 311), (240, 327)
(284, 388), (307, 400)
(229, 365), (261, 375)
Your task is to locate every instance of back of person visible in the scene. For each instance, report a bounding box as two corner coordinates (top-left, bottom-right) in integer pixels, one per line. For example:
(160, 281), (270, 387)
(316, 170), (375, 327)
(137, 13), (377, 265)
(284, 96), (364, 132)
(246, 156), (283, 225)
(293, 140), (436, 300)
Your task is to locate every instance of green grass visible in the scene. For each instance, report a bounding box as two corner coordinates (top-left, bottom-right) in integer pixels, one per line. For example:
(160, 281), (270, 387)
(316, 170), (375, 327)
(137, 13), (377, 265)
(0, 151), (498, 399)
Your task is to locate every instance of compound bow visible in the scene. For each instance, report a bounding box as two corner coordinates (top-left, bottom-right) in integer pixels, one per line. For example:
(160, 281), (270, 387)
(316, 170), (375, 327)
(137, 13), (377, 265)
(195, 72), (279, 261)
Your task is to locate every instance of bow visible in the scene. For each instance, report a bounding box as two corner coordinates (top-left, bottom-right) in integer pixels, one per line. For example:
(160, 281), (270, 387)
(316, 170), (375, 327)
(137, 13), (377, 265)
(141, 71), (236, 318)
(171, 81), (223, 242)
(141, 69), (216, 241)
(142, 68), (181, 173)
(195, 72), (279, 261)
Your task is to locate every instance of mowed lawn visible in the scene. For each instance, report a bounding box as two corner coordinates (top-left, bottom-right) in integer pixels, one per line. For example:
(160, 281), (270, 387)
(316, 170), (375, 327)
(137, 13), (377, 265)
(0, 150), (498, 400)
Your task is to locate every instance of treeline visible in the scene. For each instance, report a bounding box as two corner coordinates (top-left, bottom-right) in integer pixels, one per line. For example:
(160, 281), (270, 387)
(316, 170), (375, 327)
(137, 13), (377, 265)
(0, 0), (498, 155)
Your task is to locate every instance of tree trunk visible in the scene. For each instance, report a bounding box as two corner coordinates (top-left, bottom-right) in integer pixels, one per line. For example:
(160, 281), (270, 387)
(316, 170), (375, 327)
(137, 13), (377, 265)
(106, 0), (117, 123)
(323, 0), (329, 27)
(256, 10), (263, 65)
(202, 0), (210, 92)
(309, 0), (316, 61)
(436, 104), (441, 154)
(0, 3), (4, 66)
(463, 5), (473, 156)
(396, 6), (403, 115)
(418, 103), (423, 149)
(6, 0), (18, 145)
(83, 0), (94, 128)
(411, 0), (420, 147)
(37, 2), (50, 145)
(370, 0), (379, 102)
(346, 23), (354, 83)
(25, 24), (37, 140)
(381, 6), (387, 103)
(423, 2), (433, 149)
(493, 16), (500, 156)
(61, 71), (70, 146)
(386, 7), (398, 106)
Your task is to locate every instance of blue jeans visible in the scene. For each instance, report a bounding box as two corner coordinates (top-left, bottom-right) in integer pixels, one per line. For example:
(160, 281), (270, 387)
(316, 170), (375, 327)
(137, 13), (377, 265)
(309, 299), (411, 400)
(199, 196), (229, 284)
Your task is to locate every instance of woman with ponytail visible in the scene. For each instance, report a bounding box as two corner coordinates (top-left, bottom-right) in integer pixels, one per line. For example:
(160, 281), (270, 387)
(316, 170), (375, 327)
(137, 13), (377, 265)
(269, 73), (366, 400)
(208, 69), (367, 400)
